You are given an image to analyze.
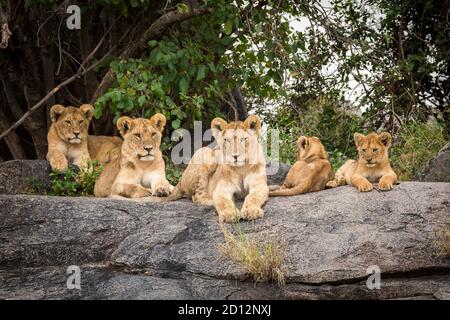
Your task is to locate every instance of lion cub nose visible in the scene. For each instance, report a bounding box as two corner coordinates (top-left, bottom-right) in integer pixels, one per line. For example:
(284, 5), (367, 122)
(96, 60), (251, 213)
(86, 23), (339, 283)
(73, 131), (80, 137)
(144, 146), (152, 153)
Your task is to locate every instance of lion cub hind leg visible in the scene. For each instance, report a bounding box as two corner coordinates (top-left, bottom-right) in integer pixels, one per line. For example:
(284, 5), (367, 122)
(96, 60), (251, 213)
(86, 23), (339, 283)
(326, 160), (356, 188)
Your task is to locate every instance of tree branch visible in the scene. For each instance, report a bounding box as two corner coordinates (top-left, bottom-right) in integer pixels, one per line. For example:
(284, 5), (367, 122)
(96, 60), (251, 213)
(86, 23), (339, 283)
(92, 6), (212, 102)
(0, 25), (116, 142)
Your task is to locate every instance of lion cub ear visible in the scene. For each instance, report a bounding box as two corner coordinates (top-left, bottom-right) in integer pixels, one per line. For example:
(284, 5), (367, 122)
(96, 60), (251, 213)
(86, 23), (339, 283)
(354, 133), (365, 148)
(378, 132), (392, 148)
(244, 115), (261, 135)
(211, 117), (227, 139)
(117, 116), (133, 137)
(297, 136), (309, 149)
(150, 113), (166, 133)
(50, 104), (65, 123)
(79, 104), (94, 121)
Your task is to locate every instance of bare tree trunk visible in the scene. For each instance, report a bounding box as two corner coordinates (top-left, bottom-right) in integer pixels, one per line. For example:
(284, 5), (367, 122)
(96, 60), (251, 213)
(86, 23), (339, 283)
(0, 109), (27, 159)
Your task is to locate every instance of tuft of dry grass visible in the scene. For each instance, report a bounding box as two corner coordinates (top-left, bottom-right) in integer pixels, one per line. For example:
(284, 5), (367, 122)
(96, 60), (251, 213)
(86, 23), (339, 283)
(219, 222), (286, 285)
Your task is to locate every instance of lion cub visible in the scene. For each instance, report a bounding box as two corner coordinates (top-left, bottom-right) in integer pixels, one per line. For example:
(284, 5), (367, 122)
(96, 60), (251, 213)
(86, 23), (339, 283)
(326, 132), (397, 192)
(94, 114), (173, 198)
(151, 115), (269, 223)
(269, 136), (334, 196)
(46, 104), (122, 172)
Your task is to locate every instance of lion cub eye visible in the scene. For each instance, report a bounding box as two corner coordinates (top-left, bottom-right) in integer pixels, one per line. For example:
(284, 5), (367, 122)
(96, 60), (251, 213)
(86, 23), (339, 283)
(373, 148), (378, 152)
(151, 132), (157, 138)
(362, 148), (366, 152)
(134, 133), (141, 139)
(79, 120), (83, 125)
(65, 120), (71, 125)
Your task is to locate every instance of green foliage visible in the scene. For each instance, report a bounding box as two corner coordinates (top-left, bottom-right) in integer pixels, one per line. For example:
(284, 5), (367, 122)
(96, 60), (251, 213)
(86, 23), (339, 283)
(390, 120), (447, 181)
(94, 38), (224, 128)
(160, 137), (183, 185)
(49, 161), (103, 196)
(25, 176), (45, 194)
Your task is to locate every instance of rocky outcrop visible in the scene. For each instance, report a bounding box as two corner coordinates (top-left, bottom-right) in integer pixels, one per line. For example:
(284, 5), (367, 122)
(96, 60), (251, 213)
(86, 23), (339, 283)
(0, 182), (449, 299)
(417, 142), (450, 182)
(0, 160), (51, 194)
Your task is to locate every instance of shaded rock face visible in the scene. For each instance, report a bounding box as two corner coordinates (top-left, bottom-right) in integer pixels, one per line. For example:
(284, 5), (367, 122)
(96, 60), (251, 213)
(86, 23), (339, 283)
(266, 160), (291, 185)
(417, 143), (450, 182)
(0, 160), (51, 195)
(0, 182), (449, 300)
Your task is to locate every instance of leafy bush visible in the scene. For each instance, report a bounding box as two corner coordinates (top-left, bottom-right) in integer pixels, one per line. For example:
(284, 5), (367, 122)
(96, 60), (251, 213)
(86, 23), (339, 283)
(390, 120), (447, 181)
(49, 161), (103, 196)
(25, 176), (45, 194)
(219, 222), (286, 285)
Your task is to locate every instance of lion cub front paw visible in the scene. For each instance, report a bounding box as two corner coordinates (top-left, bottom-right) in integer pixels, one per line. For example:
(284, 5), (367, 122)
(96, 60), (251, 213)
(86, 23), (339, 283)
(152, 180), (172, 197)
(326, 180), (338, 188)
(241, 206), (264, 221)
(356, 180), (373, 192)
(50, 156), (68, 172)
(218, 209), (240, 224)
(378, 178), (393, 191)
(131, 187), (153, 198)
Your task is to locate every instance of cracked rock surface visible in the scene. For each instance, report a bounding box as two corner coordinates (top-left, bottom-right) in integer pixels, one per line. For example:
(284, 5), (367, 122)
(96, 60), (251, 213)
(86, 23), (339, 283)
(0, 181), (449, 299)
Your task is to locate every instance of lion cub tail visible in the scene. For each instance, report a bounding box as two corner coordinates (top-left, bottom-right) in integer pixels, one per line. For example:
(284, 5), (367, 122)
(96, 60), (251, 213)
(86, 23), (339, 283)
(269, 184), (310, 197)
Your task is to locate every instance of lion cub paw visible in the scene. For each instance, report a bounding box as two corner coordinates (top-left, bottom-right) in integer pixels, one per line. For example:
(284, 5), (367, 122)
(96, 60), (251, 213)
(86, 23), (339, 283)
(241, 206), (264, 221)
(131, 187), (153, 198)
(378, 179), (393, 191)
(326, 180), (338, 188)
(50, 156), (68, 172)
(356, 180), (373, 192)
(218, 209), (240, 224)
(152, 181), (172, 197)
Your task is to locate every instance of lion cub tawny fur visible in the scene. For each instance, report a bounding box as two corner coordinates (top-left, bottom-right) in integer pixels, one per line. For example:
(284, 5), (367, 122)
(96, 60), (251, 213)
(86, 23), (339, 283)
(148, 115), (269, 223)
(326, 132), (397, 192)
(269, 136), (334, 196)
(94, 114), (173, 198)
(46, 104), (122, 172)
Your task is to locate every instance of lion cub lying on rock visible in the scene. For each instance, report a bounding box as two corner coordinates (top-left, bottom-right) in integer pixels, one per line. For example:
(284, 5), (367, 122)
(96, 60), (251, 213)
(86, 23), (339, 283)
(46, 104), (122, 172)
(269, 136), (334, 196)
(326, 132), (397, 192)
(94, 114), (173, 198)
(147, 115), (269, 223)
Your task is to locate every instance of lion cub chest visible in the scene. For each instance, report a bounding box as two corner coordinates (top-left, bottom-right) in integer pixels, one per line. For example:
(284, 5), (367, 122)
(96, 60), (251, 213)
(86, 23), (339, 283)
(142, 171), (163, 188)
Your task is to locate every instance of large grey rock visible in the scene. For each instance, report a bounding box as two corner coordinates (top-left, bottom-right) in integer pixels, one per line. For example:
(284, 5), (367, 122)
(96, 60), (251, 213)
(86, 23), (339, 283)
(417, 142), (450, 182)
(0, 182), (449, 299)
(266, 160), (291, 185)
(0, 160), (51, 194)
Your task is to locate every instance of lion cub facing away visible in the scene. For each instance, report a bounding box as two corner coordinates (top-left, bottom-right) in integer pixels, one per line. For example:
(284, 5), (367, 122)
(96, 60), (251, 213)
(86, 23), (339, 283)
(47, 104), (122, 172)
(269, 136), (334, 196)
(94, 114), (173, 198)
(152, 115), (269, 223)
(326, 132), (397, 192)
